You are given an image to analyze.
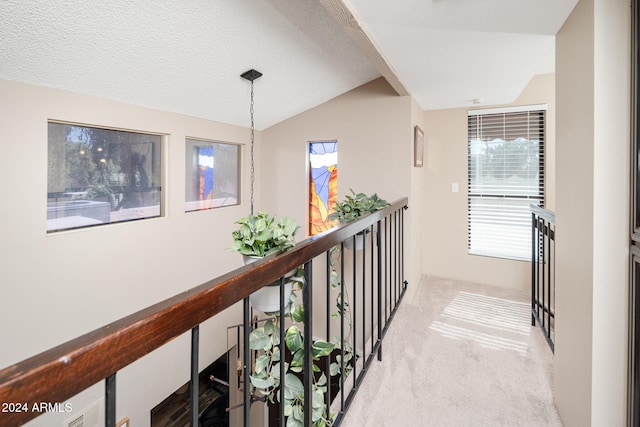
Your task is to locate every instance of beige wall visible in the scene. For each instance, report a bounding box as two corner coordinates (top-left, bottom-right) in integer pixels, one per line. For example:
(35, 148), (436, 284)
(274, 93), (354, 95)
(261, 78), (423, 299)
(0, 80), (251, 427)
(422, 73), (556, 292)
(555, 0), (630, 425)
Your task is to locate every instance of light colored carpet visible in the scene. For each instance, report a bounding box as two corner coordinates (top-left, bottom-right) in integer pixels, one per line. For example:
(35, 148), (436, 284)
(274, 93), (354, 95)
(339, 275), (562, 427)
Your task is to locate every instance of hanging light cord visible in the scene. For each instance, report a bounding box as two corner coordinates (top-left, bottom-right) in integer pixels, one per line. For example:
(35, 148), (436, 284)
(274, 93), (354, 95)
(250, 80), (255, 215)
(241, 68), (261, 215)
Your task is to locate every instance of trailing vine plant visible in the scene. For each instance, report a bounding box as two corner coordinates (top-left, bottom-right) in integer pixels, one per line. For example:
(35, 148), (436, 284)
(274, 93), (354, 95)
(245, 189), (391, 426)
(247, 246), (357, 427)
(248, 268), (336, 427)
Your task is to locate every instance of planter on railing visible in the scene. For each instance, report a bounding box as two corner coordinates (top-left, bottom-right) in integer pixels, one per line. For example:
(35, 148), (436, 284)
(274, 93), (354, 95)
(0, 198), (409, 427)
(531, 204), (555, 352)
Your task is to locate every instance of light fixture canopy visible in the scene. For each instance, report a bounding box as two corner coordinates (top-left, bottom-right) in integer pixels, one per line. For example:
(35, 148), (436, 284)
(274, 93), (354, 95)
(241, 69), (263, 82)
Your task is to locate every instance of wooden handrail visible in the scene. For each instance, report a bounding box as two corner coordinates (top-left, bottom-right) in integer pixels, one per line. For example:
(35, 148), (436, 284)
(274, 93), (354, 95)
(0, 197), (408, 426)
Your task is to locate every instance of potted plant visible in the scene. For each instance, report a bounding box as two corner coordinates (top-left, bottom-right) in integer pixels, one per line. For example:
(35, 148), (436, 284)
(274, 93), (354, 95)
(228, 211), (300, 312)
(328, 189), (389, 250)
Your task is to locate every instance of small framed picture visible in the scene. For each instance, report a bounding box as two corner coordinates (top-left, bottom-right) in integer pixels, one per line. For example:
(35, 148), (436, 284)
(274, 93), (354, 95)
(414, 125), (424, 167)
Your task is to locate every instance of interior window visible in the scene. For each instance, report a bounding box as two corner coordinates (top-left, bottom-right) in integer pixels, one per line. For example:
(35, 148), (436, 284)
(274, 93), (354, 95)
(185, 138), (240, 212)
(47, 122), (162, 232)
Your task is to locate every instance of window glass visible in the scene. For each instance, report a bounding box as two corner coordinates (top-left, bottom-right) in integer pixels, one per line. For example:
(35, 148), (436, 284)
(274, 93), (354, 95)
(309, 141), (338, 236)
(47, 122), (162, 232)
(467, 107), (545, 260)
(185, 138), (240, 212)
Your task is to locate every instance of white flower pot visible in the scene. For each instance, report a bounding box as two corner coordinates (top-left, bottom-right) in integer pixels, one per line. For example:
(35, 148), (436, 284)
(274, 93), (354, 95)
(249, 281), (293, 313)
(344, 230), (368, 251)
(243, 255), (294, 313)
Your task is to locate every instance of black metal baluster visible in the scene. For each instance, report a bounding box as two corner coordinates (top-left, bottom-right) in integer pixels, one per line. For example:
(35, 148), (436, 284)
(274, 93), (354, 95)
(105, 373), (116, 427)
(340, 242), (345, 413)
(402, 206), (407, 292)
(243, 297), (250, 427)
(362, 229), (366, 373)
(279, 276), (286, 427)
(545, 221), (551, 340)
(303, 261), (313, 427)
(352, 235), (357, 391)
(325, 250), (332, 416)
(370, 225), (374, 355)
(542, 220), (547, 331)
(376, 220), (383, 361)
(393, 210), (398, 309)
(190, 326), (199, 427)
(384, 216), (388, 325)
(531, 212), (536, 326)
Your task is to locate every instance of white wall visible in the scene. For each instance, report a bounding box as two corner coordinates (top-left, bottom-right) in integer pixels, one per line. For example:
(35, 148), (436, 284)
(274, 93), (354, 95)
(260, 78), (422, 298)
(554, 0), (630, 425)
(0, 80), (252, 427)
(422, 73), (556, 292)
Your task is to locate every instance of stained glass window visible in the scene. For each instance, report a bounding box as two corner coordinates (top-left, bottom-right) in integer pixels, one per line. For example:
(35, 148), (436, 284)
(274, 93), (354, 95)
(309, 141), (338, 236)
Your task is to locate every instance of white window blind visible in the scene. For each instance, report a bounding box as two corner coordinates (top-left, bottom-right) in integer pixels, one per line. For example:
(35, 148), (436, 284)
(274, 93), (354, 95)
(467, 106), (545, 260)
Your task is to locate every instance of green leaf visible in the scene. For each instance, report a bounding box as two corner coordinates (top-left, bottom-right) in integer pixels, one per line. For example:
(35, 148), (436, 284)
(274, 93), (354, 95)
(249, 328), (271, 350)
(312, 340), (335, 359)
(292, 305), (304, 323)
(284, 373), (304, 400)
(254, 354), (270, 375)
(317, 372), (327, 387)
(285, 407), (304, 427)
(250, 374), (275, 390)
(330, 362), (340, 376)
(264, 319), (276, 335)
(312, 389), (325, 409)
(290, 348), (304, 368)
(286, 325), (303, 353)
(270, 362), (282, 381)
(330, 270), (340, 287)
(284, 403), (294, 417)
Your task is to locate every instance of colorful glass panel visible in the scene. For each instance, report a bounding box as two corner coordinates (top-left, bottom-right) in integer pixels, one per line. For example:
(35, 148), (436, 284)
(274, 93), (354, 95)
(309, 141), (338, 236)
(198, 146), (214, 202)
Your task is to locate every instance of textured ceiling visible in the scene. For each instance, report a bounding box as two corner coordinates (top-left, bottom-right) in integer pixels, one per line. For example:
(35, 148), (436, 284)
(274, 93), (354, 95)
(0, 0), (379, 130)
(0, 0), (578, 129)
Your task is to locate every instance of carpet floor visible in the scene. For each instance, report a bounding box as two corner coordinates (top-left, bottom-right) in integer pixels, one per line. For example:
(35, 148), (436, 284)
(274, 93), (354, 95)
(339, 275), (561, 427)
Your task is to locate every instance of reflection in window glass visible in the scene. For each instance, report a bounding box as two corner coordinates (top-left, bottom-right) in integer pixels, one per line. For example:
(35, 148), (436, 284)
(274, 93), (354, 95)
(309, 141), (338, 236)
(185, 139), (240, 212)
(47, 122), (162, 232)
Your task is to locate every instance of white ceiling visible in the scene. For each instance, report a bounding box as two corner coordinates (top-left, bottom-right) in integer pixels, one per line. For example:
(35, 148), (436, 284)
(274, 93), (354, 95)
(346, 0), (578, 110)
(0, 0), (578, 130)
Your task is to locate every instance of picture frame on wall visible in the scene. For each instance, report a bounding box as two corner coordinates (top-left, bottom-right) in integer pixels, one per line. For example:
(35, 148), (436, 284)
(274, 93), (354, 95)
(414, 125), (424, 167)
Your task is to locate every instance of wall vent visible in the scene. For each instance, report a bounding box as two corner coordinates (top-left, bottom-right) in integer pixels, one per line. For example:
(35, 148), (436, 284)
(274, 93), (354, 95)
(63, 399), (100, 427)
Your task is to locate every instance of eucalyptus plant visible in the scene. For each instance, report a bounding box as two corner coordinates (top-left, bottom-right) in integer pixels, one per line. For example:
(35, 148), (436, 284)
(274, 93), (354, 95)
(228, 211), (299, 257)
(328, 189), (389, 223)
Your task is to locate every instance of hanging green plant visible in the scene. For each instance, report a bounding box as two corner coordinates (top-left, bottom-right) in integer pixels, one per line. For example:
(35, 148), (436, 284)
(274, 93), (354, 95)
(227, 211), (299, 257)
